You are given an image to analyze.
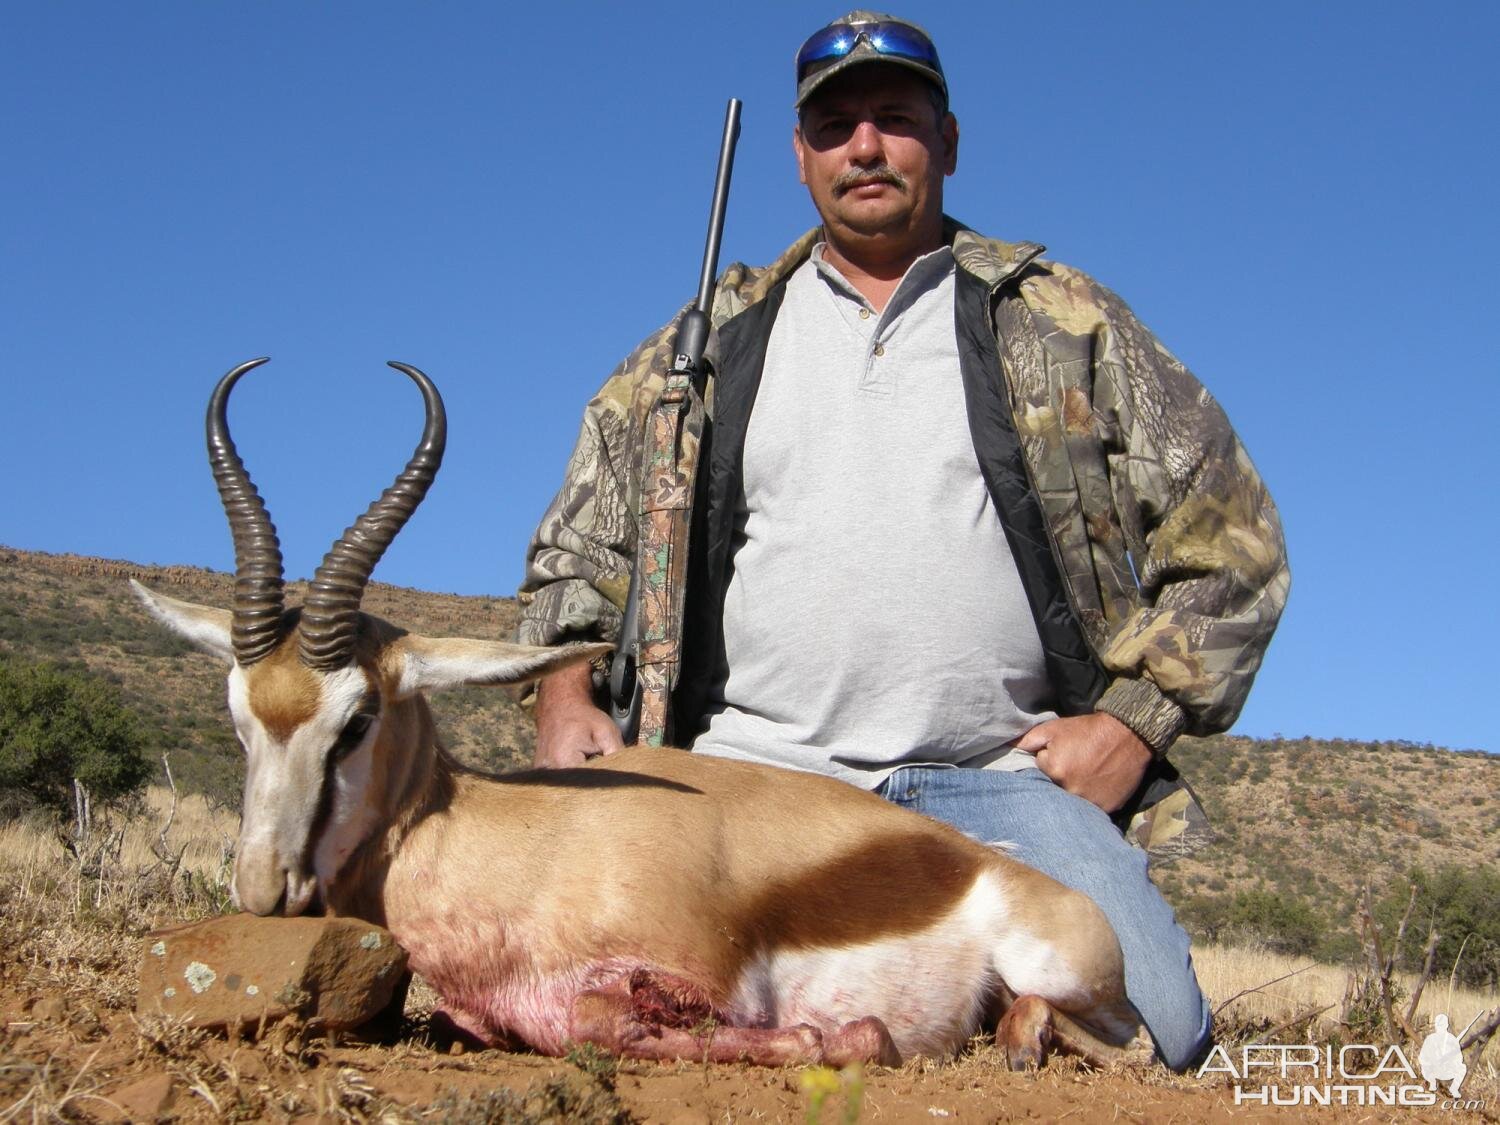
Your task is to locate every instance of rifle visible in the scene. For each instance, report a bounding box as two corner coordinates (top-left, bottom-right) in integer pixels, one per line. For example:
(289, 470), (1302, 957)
(610, 97), (742, 744)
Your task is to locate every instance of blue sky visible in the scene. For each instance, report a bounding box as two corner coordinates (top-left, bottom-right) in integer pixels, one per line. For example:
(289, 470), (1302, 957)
(3, 3), (1496, 753)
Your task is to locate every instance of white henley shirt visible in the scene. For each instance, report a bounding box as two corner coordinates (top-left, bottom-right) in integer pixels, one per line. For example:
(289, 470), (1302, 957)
(692, 244), (1056, 788)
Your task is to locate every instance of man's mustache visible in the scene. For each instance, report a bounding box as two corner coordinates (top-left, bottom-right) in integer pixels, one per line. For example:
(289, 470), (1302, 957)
(832, 165), (908, 197)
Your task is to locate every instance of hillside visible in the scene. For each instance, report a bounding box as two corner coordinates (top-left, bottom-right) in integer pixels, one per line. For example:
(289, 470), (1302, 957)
(0, 546), (536, 801)
(3, 545), (1496, 974)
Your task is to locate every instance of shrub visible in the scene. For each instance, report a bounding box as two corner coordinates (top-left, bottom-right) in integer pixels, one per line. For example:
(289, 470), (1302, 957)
(1224, 889), (1322, 956)
(0, 655), (152, 820)
(1177, 888), (1322, 956)
(1379, 865), (1500, 989)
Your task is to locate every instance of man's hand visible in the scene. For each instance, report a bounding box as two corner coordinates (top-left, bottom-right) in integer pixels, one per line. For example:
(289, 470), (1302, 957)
(1014, 713), (1152, 813)
(532, 661), (624, 768)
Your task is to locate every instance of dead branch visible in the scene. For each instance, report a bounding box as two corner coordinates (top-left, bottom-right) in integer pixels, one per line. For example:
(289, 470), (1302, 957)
(62, 778), (93, 859)
(1384, 882), (1418, 978)
(1249, 1004), (1333, 1046)
(1461, 1006), (1500, 1071)
(1358, 884), (1398, 1044)
(1403, 928), (1441, 1031)
(154, 753), (178, 858)
(150, 753), (190, 880)
(1212, 963), (1318, 1018)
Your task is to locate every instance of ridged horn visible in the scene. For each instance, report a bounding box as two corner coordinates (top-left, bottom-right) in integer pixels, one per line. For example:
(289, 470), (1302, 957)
(299, 362), (446, 671)
(206, 357), (286, 666)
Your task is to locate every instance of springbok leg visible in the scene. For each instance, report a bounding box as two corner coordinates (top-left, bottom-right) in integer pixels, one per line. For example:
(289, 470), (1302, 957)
(569, 971), (901, 1067)
(429, 1004), (521, 1051)
(996, 993), (1155, 1070)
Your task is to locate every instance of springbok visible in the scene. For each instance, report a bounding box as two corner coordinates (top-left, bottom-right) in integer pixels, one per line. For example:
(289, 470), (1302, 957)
(133, 358), (1153, 1070)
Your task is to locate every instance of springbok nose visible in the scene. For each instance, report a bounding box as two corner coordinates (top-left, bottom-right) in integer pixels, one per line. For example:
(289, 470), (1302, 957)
(233, 872), (285, 916)
(233, 847), (302, 916)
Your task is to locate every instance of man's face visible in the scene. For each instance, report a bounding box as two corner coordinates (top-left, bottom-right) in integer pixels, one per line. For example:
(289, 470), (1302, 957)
(793, 65), (958, 249)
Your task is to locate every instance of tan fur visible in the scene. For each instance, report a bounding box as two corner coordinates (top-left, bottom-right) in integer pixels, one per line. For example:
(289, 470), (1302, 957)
(299, 625), (1136, 1035)
(134, 583), (1148, 1066)
(245, 637), (324, 743)
(366, 749), (1005, 995)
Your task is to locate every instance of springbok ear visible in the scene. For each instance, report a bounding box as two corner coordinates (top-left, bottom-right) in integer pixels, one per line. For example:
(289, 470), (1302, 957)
(388, 635), (612, 697)
(129, 579), (236, 663)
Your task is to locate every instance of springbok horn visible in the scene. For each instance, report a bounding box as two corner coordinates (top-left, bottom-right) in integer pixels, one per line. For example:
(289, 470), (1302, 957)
(299, 362), (446, 671)
(206, 357), (286, 666)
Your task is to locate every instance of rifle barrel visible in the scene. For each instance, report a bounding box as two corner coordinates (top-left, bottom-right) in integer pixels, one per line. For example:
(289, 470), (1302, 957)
(694, 98), (742, 316)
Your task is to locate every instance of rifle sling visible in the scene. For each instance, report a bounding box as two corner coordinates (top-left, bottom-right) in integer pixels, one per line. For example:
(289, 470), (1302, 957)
(631, 368), (707, 746)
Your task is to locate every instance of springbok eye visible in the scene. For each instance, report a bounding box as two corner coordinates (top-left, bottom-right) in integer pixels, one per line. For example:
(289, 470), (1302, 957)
(331, 712), (375, 760)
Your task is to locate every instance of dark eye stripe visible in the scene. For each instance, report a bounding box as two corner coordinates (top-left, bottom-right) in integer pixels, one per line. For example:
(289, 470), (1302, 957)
(330, 692), (382, 761)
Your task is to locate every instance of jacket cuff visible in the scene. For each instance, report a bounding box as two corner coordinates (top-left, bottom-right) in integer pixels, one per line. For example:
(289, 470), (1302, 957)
(512, 649), (613, 713)
(1095, 677), (1186, 756)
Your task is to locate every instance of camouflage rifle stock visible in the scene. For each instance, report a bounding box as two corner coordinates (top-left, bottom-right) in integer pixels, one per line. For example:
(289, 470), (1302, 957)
(610, 97), (742, 745)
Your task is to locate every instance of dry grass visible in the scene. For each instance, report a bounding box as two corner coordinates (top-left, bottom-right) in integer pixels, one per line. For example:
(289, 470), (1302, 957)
(1199, 943), (1497, 1046)
(0, 788), (236, 1021)
(0, 786), (235, 877)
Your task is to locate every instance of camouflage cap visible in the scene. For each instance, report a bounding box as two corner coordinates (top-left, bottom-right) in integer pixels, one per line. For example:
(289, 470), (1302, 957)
(794, 11), (948, 110)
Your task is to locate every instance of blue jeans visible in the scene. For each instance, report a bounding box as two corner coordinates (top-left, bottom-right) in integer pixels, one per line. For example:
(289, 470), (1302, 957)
(878, 764), (1211, 1071)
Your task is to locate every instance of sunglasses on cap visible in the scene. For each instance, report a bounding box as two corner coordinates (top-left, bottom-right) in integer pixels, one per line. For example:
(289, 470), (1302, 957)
(795, 20), (941, 84)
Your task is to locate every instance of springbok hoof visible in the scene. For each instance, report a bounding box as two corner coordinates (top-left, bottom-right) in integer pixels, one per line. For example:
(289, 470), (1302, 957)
(824, 1016), (902, 1068)
(428, 1006), (515, 1052)
(997, 994), (1055, 1071)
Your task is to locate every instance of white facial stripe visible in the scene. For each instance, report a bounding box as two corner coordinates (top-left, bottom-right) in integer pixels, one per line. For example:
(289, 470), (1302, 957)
(319, 663), (375, 723)
(312, 716), (384, 887)
(227, 664), (251, 723)
(304, 664), (385, 889)
(232, 662), (382, 911)
(232, 666), (321, 913)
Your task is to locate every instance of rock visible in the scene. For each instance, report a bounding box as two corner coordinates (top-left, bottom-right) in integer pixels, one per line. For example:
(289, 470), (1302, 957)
(30, 996), (67, 1023)
(69, 1006), (105, 1041)
(95, 1073), (177, 1122)
(136, 914), (408, 1034)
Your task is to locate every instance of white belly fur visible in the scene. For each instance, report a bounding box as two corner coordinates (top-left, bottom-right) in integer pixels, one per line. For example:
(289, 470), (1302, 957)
(728, 870), (1085, 1059)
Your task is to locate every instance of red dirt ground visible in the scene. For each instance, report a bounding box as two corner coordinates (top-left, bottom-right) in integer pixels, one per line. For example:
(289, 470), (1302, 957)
(4, 982), (1494, 1124)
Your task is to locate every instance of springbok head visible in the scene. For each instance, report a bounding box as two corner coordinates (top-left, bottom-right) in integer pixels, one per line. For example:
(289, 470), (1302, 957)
(134, 359), (604, 916)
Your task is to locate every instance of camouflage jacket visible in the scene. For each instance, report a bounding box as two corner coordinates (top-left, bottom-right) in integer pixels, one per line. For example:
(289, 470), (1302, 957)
(518, 221), (1289, 848)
